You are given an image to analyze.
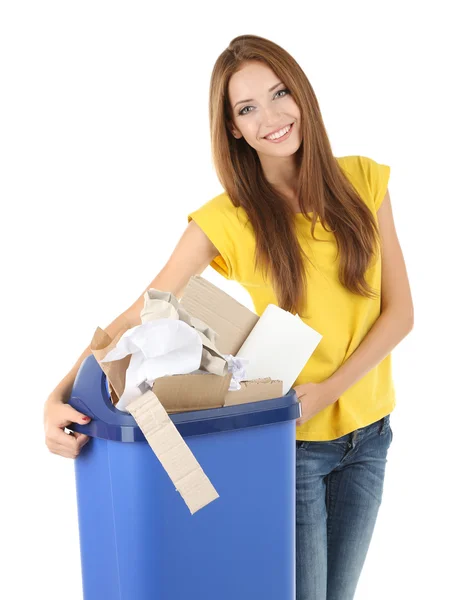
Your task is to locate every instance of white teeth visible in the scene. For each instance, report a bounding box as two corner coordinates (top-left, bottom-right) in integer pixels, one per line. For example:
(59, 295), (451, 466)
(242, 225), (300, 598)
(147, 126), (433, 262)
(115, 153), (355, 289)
(266, 124), (292, 140)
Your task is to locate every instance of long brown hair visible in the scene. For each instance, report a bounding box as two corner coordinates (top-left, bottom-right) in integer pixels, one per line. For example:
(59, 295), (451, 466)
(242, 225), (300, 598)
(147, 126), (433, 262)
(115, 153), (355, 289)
(209, 34), (381, 318)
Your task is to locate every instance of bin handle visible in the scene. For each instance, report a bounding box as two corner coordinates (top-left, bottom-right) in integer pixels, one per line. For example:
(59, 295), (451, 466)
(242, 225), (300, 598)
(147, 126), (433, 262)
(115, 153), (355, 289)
(66, 354), (138, 435)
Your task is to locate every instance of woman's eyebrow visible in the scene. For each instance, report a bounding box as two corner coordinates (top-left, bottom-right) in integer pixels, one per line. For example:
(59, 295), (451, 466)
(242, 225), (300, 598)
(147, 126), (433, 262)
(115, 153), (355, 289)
(233, 82), (284, 109)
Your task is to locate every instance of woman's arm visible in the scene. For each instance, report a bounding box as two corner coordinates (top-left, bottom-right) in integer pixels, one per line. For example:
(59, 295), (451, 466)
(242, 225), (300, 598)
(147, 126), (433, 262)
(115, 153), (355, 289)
(46, 220), (219, 404)
(323, 188), (414, 402)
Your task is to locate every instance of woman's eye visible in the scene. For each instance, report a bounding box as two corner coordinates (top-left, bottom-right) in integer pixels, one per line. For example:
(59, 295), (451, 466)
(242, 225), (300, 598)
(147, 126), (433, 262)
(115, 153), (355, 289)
(239, 105), (252, 116)
(238, 88), (291, 116)
(275, 88), (290, 99)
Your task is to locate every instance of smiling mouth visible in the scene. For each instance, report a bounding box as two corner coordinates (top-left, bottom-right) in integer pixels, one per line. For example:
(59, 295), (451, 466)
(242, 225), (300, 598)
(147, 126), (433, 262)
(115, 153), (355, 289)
(263, 122), (294, 140)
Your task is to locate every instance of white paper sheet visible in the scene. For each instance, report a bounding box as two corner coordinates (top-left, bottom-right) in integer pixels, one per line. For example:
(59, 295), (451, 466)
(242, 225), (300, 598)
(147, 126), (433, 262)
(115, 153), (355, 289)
(236, 304), (323, 395)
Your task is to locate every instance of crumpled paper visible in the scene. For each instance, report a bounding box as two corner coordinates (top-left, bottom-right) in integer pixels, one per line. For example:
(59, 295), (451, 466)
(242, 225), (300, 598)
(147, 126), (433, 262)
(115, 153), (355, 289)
(101, 288), (248, 411)
(102, 319), (202, 411)
(223, 354), (250, 390)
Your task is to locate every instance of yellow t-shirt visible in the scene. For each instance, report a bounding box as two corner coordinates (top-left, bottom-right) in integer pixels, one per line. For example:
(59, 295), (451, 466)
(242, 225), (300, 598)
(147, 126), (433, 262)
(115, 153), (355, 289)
(187, 155), (395, 441)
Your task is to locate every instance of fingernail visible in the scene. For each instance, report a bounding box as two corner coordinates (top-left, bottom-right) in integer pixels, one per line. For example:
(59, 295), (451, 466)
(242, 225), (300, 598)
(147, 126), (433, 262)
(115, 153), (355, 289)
(82, 417), (90, 421)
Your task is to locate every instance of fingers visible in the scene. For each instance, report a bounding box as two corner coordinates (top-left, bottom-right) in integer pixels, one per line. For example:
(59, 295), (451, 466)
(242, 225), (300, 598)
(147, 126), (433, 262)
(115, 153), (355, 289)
(296, 399), (305, 426)
(73, 432), (91, 449)
(44, 400), (92, 459)
(46, 432), (91, 459)
(56, 404), (92, 428)
(48, 440), (80, 459)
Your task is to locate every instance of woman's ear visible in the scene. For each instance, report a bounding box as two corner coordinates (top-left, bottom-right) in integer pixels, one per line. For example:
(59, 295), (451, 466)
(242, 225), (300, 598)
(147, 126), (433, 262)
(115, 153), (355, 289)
(227, 120), (242, 139)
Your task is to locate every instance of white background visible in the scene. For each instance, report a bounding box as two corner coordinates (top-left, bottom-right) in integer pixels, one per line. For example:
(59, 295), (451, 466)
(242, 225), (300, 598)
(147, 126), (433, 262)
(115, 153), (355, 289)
(2, 1), (458, 598)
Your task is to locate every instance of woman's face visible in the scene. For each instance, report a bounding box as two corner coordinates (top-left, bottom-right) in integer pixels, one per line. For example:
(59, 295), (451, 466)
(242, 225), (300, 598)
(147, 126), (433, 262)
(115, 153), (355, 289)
(227, 61), (302, 157)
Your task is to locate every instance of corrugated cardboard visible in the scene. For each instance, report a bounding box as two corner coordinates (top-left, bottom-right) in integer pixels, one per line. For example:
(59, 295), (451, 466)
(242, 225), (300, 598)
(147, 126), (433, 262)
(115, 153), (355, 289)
(89, 275), (285, 513)
(126, 389), (219, 515)
(179, 275), (260, 356)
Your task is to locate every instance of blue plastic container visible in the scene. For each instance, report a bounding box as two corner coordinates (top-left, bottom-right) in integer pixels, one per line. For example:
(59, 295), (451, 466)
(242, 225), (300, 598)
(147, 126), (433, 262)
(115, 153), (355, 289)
(68, 354), (300, 600)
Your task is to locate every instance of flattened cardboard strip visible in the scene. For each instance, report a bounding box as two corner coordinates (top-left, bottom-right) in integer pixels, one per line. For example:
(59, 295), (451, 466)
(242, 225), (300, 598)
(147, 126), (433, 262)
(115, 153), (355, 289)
(126, 390), (220, 515)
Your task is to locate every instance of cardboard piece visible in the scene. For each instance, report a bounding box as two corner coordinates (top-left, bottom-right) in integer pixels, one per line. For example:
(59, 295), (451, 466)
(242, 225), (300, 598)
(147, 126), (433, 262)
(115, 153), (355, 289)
(125, 389), (219, 515)
(180, 275), (260, 356)
(90, 317), (132, 406)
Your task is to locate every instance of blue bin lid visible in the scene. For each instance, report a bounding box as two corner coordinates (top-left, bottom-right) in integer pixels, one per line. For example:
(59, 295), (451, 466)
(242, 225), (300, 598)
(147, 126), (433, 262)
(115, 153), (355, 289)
(68, 354), (300, 442)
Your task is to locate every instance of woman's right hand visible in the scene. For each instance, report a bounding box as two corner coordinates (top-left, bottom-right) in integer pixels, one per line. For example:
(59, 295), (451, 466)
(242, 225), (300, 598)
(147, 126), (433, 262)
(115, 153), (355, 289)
(44, 395), (92, 459)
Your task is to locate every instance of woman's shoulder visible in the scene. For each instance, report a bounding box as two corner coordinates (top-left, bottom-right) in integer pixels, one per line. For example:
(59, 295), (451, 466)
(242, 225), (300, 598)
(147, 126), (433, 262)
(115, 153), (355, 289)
(187, 190), (243, 225)
(336, 154), (387, 178)
(336, 155), (390, 211)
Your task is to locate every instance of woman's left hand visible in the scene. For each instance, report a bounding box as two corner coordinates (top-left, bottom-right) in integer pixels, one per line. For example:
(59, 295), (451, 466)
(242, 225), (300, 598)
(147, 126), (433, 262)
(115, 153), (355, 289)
(292, 381), (336, 426)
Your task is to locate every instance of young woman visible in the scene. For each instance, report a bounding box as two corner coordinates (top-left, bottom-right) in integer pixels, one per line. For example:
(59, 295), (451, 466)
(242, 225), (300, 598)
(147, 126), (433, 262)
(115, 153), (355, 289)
(44, 34), (413, 600)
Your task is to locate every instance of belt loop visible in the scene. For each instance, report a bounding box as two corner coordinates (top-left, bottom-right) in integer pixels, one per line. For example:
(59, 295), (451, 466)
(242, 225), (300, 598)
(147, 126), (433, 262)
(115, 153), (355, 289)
(379, 416), (387, 435)
(349, 430), (358, 448)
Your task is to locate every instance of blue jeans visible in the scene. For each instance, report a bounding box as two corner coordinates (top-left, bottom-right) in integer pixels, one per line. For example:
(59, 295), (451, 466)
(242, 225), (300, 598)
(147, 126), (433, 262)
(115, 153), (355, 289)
(296, 414), (393, 600)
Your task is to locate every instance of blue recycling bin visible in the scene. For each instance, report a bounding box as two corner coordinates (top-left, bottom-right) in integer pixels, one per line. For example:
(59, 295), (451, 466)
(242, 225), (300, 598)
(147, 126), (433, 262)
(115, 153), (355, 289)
(68, 354), (300, 600)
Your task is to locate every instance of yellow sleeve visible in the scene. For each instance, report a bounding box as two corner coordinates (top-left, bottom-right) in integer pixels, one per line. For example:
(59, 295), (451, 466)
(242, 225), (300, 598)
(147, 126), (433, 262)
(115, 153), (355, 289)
(187, 194), (237, 280)
(360, 156), (391, 212)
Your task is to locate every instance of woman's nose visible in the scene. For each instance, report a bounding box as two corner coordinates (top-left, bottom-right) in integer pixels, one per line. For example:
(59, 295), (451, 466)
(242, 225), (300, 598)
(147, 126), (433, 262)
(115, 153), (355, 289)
(260, 105), (283, 124)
